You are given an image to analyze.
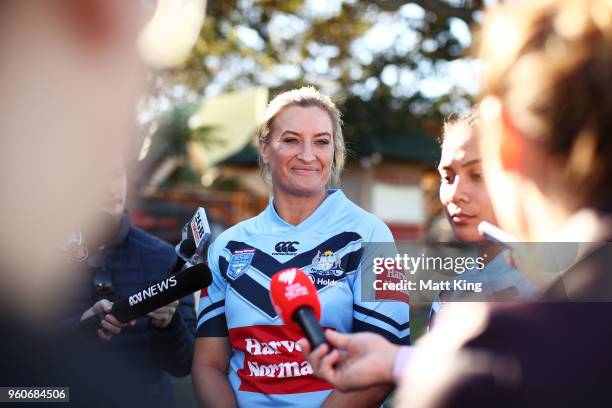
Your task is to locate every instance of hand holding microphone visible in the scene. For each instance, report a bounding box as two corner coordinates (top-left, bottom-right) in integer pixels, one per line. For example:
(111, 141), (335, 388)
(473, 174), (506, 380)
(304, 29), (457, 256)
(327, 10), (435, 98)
(79, 263), (213, 339)
(300, 331), (401, 392)
(270, 268), (403, 391)
(78, 207), (212, 340)
(147, 300), (179, 329)
(80, 299), (135, 341)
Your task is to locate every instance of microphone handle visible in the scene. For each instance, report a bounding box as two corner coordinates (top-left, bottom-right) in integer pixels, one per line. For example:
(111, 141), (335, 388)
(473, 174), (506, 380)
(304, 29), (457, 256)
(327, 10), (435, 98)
(169, 257), (187, 276)
(293, 307), (327, 350)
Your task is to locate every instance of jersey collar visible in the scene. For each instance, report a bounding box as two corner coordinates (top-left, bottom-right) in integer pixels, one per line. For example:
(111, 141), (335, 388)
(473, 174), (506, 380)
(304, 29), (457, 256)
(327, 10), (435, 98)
(265, 189), (344, 233)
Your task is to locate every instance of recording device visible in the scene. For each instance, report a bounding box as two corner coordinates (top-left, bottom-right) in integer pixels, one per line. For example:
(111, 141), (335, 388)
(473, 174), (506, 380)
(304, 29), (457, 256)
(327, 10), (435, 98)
(168, 207), (211, 275)
(78, 208), (211, 336)
(79, 263), (213, 335)
(170, 238), (197, 276)
(269, 268), (327, 350)
(478, 221), (519, 250)
(112, 262), (212, 322)
(181, 207), (210, 264)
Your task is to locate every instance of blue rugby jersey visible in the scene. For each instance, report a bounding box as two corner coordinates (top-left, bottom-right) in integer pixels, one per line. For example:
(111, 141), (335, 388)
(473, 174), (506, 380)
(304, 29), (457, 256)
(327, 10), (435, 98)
(197, 190), (409, 407)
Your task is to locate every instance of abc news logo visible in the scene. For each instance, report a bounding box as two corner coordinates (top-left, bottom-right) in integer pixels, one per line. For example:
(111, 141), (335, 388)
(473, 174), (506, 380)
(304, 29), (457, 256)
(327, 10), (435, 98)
(272, 241), (299, 255)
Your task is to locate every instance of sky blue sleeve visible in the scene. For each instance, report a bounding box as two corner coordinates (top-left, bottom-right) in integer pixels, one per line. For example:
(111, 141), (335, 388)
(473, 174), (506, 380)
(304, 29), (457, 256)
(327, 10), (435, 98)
(352, 216), (410, 345)
(196, 241), (229, 337)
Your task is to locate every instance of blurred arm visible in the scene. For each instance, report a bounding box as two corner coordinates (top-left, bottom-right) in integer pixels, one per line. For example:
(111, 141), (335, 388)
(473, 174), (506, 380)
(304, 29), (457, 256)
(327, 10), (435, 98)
(192, 337), (237, 408)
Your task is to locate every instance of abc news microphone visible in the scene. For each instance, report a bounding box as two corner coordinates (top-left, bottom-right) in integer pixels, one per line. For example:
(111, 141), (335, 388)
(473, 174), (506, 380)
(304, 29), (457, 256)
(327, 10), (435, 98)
(270, 268), (327, 350)
(79, 207), (213, 335)
(113, 262), (212, 323)
(79, 262), (213, 335)
(170, 238), (197, 275)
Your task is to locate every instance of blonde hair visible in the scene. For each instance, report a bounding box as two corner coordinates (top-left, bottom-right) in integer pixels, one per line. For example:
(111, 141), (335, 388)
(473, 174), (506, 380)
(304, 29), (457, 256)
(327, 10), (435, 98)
(257, 86), (345, 187)
(479, 0), (612, 211)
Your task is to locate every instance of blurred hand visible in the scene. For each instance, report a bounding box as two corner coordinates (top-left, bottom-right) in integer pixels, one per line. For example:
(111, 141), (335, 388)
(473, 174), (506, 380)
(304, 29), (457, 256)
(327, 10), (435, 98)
(148, 300), (179, 329)
(80, 299), (135, 341)
(299, 330), (399, 392)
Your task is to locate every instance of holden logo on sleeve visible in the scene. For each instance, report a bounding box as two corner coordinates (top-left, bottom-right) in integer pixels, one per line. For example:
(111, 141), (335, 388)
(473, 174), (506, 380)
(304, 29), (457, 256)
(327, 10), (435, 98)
(272, 241), (299, 255)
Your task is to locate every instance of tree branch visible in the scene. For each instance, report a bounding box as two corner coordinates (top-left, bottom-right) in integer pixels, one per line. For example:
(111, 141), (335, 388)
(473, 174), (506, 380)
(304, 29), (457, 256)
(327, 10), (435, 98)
(371, 0), (479, 24)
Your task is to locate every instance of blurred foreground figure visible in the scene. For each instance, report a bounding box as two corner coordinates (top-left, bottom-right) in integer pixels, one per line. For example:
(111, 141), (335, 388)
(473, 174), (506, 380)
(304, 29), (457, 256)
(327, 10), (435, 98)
(57, 161), (196, 407)
(0, 0), (150, 404)
(402, 0), (612, 406)
(0, 0), (145, 319)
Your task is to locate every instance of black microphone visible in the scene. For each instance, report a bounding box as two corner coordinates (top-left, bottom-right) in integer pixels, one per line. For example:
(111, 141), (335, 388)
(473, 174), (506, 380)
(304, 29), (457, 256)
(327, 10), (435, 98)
(166, 207), (211, 276)
(169, 238), (197, 276)
(112, 262), (212, 322)
(181, 207), (211, 264)
(79, 263), (213, 334)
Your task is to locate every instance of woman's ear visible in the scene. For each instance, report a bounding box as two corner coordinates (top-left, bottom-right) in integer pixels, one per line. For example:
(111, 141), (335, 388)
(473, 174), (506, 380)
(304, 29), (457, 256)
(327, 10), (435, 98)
(500, 108), (525, 173)
(260, 142), (270, 165)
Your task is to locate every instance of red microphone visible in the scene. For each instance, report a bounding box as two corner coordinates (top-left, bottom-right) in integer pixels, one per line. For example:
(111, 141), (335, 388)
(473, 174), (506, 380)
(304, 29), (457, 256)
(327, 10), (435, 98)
(270, 268), (327, 350)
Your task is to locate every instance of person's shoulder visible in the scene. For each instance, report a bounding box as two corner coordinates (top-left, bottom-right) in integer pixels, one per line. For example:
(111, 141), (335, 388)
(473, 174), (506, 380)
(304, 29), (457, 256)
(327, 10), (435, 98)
(330, 190), (392, 239)
(341, 196), (391, 235)
(210, 212), (264, 250)
(334, 190), (385, 224)
(127, 226), (174, 257)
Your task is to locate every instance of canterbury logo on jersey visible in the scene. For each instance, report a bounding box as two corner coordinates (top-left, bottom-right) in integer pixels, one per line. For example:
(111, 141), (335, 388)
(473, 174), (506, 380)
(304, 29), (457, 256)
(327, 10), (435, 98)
(272, 241), (299, 255)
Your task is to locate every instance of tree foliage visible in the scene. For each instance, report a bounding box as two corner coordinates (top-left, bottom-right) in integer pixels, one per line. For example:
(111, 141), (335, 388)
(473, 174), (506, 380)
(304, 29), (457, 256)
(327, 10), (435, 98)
(149, 0), (484, 160)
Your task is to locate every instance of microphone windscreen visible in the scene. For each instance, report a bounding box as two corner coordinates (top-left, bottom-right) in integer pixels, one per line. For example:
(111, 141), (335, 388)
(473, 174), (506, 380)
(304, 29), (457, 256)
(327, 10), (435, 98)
(112, 262), (213, 322)
(179, 239), (197, 258)
(270, 268), (321, 328)
(182, 208), (211, 263)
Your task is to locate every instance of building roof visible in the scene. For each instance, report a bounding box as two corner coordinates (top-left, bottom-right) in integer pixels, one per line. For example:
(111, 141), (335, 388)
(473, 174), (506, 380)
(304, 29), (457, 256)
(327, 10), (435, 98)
(189, 87), (268, 168)
(355, 130), (441, 164)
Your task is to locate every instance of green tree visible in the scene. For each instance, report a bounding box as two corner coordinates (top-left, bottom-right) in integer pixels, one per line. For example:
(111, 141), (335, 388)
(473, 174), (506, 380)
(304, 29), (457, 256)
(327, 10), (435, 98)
(180, 1), (480, 106)
(146, 0), (483, 168)
(138, 105), (214, 186)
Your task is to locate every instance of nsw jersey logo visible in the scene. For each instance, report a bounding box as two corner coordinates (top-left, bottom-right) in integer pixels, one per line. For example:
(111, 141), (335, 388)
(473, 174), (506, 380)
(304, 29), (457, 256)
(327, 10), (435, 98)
(227, 249), (255, 280)
(310, 250), (343, 277)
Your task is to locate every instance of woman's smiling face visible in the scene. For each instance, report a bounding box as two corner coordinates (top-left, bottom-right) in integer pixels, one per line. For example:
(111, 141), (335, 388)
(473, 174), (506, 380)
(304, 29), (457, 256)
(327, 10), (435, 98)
(261, 105), (335, 197)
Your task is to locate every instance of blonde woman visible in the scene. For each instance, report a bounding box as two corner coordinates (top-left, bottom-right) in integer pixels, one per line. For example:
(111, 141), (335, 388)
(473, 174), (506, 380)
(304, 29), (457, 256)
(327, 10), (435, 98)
(192, 87), (409, 408)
